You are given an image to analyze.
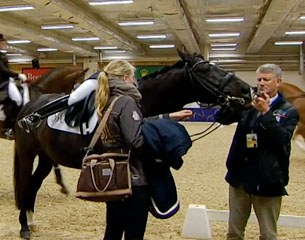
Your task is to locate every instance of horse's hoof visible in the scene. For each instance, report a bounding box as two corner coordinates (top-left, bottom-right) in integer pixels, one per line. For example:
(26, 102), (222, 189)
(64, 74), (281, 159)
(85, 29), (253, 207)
(28, 224), (38, 232)
(20, 229), (31, 239)
(61, 187), (69, 195)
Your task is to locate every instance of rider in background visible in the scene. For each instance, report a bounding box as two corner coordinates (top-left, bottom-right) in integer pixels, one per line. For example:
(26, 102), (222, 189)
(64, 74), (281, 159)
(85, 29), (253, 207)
(0, 34), (28, 138)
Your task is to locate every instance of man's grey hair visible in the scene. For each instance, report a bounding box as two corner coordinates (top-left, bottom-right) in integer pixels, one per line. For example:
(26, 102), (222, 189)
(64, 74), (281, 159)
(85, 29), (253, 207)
(256, 63), (283, 79)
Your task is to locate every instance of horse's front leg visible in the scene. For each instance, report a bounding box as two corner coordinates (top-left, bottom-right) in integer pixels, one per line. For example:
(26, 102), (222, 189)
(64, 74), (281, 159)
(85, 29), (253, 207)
(19, 209), (31, 239)
(19, 156), (53, 239)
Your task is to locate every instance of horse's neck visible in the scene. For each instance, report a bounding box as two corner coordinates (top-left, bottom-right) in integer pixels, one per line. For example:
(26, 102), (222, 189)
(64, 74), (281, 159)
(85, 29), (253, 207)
(29, 85), (43, 101)
(280, 84), (305, 102)
(139, 68), (194, 117)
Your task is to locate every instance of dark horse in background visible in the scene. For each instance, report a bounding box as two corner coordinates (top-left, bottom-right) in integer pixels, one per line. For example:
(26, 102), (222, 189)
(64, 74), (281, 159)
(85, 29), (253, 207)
(13, 51), (252, 239)
(0, 66), (88, 137)
(278, 81), (305, 151)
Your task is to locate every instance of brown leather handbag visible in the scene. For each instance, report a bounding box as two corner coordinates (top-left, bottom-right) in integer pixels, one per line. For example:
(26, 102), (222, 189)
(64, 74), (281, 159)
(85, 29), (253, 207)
(76, 97), (132, 202)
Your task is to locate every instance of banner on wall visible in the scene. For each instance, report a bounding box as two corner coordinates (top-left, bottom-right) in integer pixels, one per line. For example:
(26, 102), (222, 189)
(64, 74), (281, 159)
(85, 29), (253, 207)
(135, 66), (164, 79)
(22, 68), (52, 84)
(183, 102), (220, 122)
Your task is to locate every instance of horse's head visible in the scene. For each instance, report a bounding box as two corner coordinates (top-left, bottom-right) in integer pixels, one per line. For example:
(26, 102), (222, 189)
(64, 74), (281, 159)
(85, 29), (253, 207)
(36, 67), (88, 94)
(178, 50), (253, 124)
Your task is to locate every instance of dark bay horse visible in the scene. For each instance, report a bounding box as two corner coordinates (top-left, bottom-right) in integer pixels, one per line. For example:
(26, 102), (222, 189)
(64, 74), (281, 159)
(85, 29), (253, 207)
(14, 51), (252, 239)
(278, 82), (305, 151)
(1, 66), (87, 195)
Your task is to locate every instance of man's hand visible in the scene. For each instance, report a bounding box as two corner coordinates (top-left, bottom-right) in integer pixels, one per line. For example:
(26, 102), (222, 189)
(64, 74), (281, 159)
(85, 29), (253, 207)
(251, 92), (270, 115)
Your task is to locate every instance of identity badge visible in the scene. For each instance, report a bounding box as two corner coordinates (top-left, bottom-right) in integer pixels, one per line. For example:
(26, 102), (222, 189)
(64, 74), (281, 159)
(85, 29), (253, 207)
(246, 133), (258, 148)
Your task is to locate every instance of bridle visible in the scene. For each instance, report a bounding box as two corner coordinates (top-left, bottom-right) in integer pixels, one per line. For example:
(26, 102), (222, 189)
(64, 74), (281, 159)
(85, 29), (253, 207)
(186, 59), (247, 142)
(187, 60), (246, 107)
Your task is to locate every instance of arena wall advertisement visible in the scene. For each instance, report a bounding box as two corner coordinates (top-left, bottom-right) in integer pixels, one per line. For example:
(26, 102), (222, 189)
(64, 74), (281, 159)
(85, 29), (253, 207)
(22, 68), (52, 84)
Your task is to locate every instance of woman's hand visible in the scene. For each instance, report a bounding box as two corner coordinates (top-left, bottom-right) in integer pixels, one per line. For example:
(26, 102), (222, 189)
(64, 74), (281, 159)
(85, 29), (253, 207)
(169, 109), (193, 121)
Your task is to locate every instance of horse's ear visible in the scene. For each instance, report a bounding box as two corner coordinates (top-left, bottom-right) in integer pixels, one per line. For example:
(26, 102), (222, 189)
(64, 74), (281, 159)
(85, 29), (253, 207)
(177, 49), (193, 62)
(177, 49), (186, 60)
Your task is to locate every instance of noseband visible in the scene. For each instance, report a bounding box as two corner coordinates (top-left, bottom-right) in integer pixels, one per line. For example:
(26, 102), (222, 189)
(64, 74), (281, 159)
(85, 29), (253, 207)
(187, 60), (245, 107)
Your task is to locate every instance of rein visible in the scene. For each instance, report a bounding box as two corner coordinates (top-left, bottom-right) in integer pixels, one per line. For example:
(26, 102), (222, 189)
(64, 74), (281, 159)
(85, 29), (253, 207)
(189, 121), (222, 142)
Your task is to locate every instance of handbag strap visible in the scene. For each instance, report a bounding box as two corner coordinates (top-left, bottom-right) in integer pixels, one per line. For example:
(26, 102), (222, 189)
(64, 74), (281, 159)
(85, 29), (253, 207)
(86, 96), (120, 153)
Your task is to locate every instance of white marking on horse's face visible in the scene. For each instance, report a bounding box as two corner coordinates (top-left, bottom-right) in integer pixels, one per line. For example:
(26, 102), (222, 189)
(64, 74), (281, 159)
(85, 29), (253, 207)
(0, 105), (6, 121)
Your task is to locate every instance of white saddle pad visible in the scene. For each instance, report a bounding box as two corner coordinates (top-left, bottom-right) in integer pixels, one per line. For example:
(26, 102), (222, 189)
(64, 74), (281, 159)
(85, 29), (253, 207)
(47, 110), (98, 135)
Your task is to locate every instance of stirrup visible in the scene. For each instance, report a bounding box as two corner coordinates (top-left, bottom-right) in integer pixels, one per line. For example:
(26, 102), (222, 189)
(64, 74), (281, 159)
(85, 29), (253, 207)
(2, 128), (14, 140)
(18, 116), (41, 133)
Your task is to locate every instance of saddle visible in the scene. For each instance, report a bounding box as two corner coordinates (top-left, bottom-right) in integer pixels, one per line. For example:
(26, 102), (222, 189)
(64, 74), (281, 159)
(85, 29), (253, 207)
(64, 90), (96, 133)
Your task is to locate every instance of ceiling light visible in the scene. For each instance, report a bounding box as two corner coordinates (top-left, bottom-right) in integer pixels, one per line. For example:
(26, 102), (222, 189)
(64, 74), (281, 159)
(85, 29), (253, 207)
(6, 53), (22, 56)
(285, 31), (305, 35)
(8, 58), (32, 63)
(299, 16), (305, 20)
(0, 50), (7, 53)
(274, 41), (303, 45)
(149, 44), (175, 49)
(103, 50), (126, 53)
(41, 24), (74, 30)
(118, 20), (154, 26)
(94, 46), (118, 50)
(210, 43), (237, 47)
(89, 0), (133, 5)
(206, 17), (244, 23)
(7, 40), (31, 44)
(72, 37), (100, 41)
(136, 34), (167, 39)
(211, 48), (236, 51)
(0, 5), (34, 12)
(209, 32), (240, 38)
(37, 48), (58, 52)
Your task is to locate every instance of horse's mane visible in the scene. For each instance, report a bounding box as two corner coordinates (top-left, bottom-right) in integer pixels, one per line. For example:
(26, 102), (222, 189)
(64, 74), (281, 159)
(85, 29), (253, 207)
(139, 60), (184, 81)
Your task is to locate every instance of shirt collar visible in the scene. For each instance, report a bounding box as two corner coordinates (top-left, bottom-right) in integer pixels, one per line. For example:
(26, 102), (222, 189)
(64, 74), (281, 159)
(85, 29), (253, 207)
(269, 93), (278, 106)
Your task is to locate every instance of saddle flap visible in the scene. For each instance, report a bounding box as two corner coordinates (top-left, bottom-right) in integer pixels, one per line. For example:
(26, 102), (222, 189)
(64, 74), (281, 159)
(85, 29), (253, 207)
(65, 90), (96, 128)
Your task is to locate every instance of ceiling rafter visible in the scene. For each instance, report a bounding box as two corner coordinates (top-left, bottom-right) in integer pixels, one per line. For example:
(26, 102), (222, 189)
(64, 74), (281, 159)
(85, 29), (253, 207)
(153, 0), (200, 53)
(27, 0), (142, 51)
(247, 0), (303, 53)
(0, 13), (96, 56)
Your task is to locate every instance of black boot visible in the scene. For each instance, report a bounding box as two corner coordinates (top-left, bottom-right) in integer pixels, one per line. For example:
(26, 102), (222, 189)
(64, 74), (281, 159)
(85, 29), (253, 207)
(18, 95), (69, 133)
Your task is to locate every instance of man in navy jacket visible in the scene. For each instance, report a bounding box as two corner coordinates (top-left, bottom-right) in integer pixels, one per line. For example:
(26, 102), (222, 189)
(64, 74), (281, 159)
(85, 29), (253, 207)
(225, 64), (299, 240)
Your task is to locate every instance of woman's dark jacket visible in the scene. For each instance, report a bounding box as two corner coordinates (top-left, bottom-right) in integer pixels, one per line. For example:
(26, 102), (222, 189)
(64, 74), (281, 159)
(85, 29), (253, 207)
(0, 52), (18, 83)
(102, 95), (147, 186)
(225, 93), (299, 196)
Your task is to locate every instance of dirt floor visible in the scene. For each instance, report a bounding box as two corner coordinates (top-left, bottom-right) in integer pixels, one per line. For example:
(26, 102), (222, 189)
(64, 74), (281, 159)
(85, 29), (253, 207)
(1, 123), (305, 240)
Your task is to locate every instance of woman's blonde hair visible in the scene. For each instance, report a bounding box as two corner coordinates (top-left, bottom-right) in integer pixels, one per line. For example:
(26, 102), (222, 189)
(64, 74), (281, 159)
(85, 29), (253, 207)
(95, 60), (135, 117)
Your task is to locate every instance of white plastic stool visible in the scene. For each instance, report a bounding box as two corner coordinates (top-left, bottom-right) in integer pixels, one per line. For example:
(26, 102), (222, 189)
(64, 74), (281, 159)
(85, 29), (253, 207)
(181, 204), (212, 239)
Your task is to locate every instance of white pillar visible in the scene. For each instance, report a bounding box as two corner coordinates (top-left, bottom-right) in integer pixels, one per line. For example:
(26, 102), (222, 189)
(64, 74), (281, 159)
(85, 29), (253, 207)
(72, 53), (77, 66)
(299, 44), (304, 76)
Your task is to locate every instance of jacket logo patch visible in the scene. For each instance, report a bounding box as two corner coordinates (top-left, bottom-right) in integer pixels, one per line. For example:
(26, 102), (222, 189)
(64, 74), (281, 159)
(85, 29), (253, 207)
(273, 109), (287, 122)
(132, 111), (140, 120)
